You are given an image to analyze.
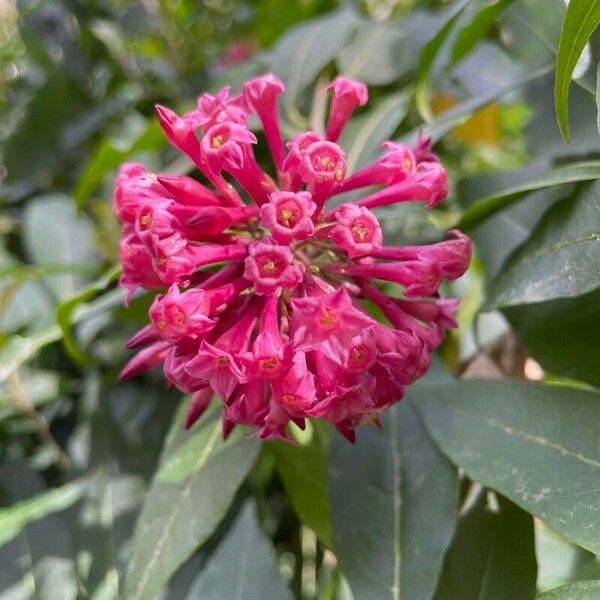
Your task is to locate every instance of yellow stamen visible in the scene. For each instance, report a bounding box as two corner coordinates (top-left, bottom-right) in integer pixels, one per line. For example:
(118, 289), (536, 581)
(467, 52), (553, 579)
(211, 135), (224, 149)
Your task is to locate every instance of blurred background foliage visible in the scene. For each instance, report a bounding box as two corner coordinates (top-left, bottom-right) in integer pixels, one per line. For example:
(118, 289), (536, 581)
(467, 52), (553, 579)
(1, 0), (600, 599)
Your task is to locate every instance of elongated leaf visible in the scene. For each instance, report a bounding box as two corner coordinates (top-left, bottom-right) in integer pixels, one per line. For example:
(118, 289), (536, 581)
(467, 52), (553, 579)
(0, 483), (84, 547)
(330, 400), (458, 600)
(486, 181), (600, 308)
(555, 0), (600, 140)
(56, 264), (121, 364)
(406, 63), (552, 144)
(434, 492), (537, 600)
(338, 21), (414, 86)
(22, 194), (101, 301)
(270, 423), (332, 548)
(505, 288), (600, 388)
(535, 580), (600, 599)
(269, 8), (356, 126)
(457, 161), (600, 231)
(124, 409), (260, 600)
(186, 502), (292, 600)
(0, 288), (124, 384)
(450, 0), (517, 67)
(415, 0), (471, 121)
(413, 379), (600, 554)
(341, 90), (411, 174)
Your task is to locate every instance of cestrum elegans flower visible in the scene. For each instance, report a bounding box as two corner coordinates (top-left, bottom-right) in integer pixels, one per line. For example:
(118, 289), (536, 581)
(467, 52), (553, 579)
(116, 73), (471, 442)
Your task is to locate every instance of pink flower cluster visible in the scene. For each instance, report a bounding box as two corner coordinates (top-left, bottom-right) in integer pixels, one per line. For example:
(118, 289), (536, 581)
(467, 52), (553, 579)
(115, 74), (471, 442)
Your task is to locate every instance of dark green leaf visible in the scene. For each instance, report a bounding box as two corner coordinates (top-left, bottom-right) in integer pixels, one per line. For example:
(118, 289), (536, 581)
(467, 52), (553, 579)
(505, 288), (600, 389)
(329, 399), (458, 600)
(535, 580), (600, 599)
(270, 423), (332, 548)
(554, 0), (600, 140)
(457, 162), (600, 231)
(434, 492), (537, 600)
(124, 407), (261, 600)
(486, 181), (600, 308)
(186, 502), (292, 600)
(413, 379), (600, 554)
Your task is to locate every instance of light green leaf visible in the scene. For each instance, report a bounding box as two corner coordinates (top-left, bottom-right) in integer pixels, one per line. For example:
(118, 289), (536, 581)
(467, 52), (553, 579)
(0, 483), (84, 547)
(22, 194), (101, 301)
(535, 580), (600, 599)
(329, 399), (458, 600)
(407, 63), (552, 143)
(486, 180), (600, 308)
(0, 288), (124, 384)
(56, 264), (121, 364)
(124, 409), (261, 600)
(434, 491), (537, 600)
(457, 161), (600, 231)
(270, 422), (332, 548)
(554, 0), (600, 141)
(450, 0), (517, 67)
(415, 0), (471, 122)
(269, 8), (356, 127)
(412, 379), (600, 554)
(341, 90), (411, 174)
(338, 21), (414, 85)
(186, 502), (292, 600)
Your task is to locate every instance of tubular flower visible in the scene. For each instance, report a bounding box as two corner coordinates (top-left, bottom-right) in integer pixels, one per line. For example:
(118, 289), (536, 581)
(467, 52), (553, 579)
(115, 73), (471, 442)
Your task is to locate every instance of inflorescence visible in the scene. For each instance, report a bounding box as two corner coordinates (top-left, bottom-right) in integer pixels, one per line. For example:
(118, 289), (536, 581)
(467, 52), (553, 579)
(115, 73), (471, 442)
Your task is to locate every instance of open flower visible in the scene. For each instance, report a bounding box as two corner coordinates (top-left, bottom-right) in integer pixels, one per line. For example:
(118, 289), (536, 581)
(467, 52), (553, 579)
(115, 73), (470, 441)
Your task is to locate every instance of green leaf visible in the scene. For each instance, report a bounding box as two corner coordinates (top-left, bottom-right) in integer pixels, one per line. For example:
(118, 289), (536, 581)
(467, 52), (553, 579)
(337, 21), (414, 86)
(186, 502), (292, 600)
(74, 119), (165, 211)
(407, 63), (552, 144)
(434, 491), (537, 600)
(535, 580), (600, 599)
(412, 379), (600, 554)
(505, 288), (600, 389)
(341, 90), (411, 175)
(22, 194), (101, 301)
(56, 264), (121, 364)
(270, 422), (332, 548)
(0, 287), (124, 384)
(329, 399), (458, 600)
(486, 181), (600, 308)
(457, 161), (600, 231)
(415, 0), (471, 122)
(450, 0), (517, 67)
(0, 482), (84, 547)
(124, 408), (261, 600)
(269, 8), (356, 127)
(555, 0), (600, 141)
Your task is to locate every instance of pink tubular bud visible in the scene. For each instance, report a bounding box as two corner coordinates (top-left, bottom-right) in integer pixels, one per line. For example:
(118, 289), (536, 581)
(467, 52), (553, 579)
(369, 230), (471, 281)
(120, 341), (170, 380)
(329, 203), (383, 258)
(325, 76), (368, 142)
(243, 74), (286, 174)
(185, 388), (214, 429)
(155, 104), (203, 163)
(331, 259), (443, 298)
(157, 175), (221, 206)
